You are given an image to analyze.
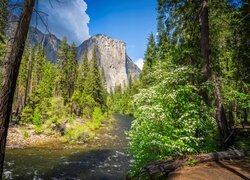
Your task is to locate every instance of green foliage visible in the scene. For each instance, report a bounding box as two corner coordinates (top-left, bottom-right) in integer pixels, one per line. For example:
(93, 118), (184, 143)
(21, 106), (34, 124)
(22, 129), (30, 139)
(36, 62), (58, 100)
(33, 107), (42, 133)
(82, 94), (96, 118)
(126, 1), (250, 176)
(92, 107), (105, 129)
(0, 0), (8, 36)
(141, 33), (158, 86)
(187, 159), (198, 166)
(43, 97), (68, 135)
(12, 37), (111, 145)
(86, 120), (95, 131)
(108, 79), (140, 115)
(76, 52), (89, 92)
(58, 37), (79, 104)
(64, 125), (94, 143)
(32, 44), (46, 88)
(129, 64), (217, 175)
(89, 50), (106, 107)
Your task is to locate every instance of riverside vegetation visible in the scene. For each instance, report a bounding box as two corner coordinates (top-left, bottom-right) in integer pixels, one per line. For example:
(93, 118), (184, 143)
(0, 36), (136, 144)
(1, 37), (111, 143)
(126, 0), (250, 176)
(0, 0), (250, 178)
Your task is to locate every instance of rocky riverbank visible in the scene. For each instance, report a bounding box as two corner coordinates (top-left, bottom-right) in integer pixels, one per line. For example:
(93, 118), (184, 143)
(4, 114), (133, 179)
(6, 116), (115, 149)
(6, 124), (66, 149)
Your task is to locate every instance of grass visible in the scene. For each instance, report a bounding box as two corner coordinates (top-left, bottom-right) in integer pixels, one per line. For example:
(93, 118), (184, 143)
(187, 159), (198, 166)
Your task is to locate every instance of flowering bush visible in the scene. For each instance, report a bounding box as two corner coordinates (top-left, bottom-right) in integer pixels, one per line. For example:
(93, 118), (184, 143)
(129, 65), (217, 175)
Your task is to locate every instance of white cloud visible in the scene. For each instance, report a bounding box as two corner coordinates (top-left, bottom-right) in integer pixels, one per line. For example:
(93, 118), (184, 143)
(35, 0), (90, 45)
(135, 58), (144, 70)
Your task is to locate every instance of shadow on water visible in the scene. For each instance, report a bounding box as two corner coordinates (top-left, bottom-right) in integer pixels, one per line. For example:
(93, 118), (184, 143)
(3, 114), (133, 180)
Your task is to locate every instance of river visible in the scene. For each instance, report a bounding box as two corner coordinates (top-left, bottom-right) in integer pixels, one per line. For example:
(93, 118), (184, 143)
(3, 114), (133, 180)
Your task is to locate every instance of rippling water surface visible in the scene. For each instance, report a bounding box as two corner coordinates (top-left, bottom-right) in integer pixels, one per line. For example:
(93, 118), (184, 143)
(4, 114), (132, 180)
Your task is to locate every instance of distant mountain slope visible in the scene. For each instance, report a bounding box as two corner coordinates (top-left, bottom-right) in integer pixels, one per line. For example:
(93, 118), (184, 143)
(6, 14), (60, 62)
(6, 17), (141, 92)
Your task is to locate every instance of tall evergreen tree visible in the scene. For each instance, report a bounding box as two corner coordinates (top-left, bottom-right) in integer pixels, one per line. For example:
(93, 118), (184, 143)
(32, 44), (46, 92)
(91, 49), (106, 107)
(68, 42), (78, 98)
(58, 37), (69, 103)
(76, 52), (89, 92)
(141, 33), (158, 86)
(15, 44), (30, 116)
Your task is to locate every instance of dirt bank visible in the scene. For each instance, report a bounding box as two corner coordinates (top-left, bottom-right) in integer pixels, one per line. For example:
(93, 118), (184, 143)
(168, 159), (250, 180)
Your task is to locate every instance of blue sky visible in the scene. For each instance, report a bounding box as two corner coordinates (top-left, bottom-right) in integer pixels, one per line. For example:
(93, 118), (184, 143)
(11, 0), (158, 68)
(23, 0), (158, 68)
(85, 0), (158, 67)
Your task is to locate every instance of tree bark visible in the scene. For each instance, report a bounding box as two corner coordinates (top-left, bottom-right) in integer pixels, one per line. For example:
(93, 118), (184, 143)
(0, 0), (35, 177)
(200, 0), (210, 80)
(199, 0), (210, 105)
(24, 48), (33, 108)
(200, 0), (229, 147)
(212, 73), (229, 146)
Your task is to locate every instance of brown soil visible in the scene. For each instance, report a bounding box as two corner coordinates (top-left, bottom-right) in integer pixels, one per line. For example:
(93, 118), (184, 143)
(168, 159), (250, 180)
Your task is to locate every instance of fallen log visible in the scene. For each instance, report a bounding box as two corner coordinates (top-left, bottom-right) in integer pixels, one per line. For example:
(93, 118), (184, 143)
(140, 149), (247, 178)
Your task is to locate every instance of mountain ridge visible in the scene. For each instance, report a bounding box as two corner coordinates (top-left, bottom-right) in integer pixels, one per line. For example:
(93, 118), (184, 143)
(5, 17), (141, 92)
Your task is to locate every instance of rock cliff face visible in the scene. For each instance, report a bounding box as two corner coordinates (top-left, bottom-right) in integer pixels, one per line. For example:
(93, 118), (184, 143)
(77, 34), (140, 92)
(29, 27), (61, 62)
(6, 16), (141, 92)
(6, 14), (60, 62)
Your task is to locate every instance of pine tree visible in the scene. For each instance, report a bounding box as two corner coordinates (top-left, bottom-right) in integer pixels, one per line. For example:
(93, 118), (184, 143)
(15, 44), (30, 116)
(58, 37), (69, 104)
(68, 42), (78, 98)
(76, 52), (89, 92)
(141, 33), (157, 86)
(32, 44), (46, 92)
(91, 49), (106, 107)
(101, 66), (106, 90)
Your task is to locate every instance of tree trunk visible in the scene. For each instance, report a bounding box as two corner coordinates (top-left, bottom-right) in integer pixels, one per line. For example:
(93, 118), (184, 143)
(200, 0), (210, 79)
(24, 48), (33, 107)
(212, 74), (229, 145)
(200, 0), (229, 147)
(228, 108), (234, 130)
(199, 0), (210, 105)
(0, 0), (35, 177)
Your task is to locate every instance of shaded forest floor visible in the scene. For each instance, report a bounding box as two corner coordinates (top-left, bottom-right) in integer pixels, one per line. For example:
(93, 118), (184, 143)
(168, 159), (250, 180)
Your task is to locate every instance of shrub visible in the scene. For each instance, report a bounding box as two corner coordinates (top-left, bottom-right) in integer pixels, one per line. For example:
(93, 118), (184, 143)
(21, 106), (34, 124)
(64, 125), (94, 143)
(22, 129), (30, 139)
(129, 66), (217, 175)
(92, 107), (105, 129)
(33, 107), (42, 133)
(86, 120), (95, 131)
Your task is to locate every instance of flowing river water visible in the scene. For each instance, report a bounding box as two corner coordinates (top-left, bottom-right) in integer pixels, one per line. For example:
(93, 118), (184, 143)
(3, 114), (133, 180)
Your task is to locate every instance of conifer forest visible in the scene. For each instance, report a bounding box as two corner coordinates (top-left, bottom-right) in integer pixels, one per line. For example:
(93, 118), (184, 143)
(0, 0), (249, 179)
